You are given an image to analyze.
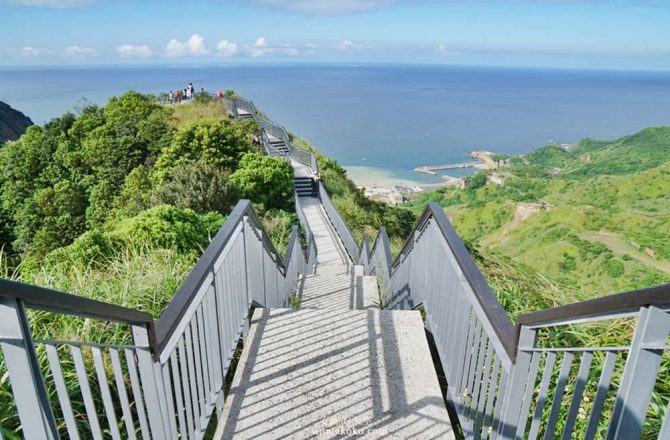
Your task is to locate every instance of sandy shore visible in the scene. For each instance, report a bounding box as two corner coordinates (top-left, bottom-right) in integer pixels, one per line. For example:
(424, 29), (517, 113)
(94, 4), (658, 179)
(344, 165), (460, 204)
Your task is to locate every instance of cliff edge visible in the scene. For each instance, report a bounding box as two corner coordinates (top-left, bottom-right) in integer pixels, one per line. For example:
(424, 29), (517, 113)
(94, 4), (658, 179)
(0, 101), (33, 144)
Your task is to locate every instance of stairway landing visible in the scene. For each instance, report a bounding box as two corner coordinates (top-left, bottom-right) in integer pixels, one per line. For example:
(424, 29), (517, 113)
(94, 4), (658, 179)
(215, 308), (454, 439)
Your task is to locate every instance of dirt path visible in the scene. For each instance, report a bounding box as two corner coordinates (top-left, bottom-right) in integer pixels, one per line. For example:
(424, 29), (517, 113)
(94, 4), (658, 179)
(581, 231), (670, 275)
(480, 202), (543, 247)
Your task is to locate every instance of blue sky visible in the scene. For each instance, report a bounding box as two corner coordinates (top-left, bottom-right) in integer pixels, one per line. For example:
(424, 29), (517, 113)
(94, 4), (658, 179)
(1, 0), (669, 70)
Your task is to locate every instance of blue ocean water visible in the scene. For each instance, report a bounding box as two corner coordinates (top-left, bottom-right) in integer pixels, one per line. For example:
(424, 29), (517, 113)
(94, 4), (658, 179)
(1, 64), (669, 183)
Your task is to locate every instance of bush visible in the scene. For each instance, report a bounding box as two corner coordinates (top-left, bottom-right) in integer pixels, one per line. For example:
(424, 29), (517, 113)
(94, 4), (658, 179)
(155, 118), (255, 180)
(229, 153), (293, 210)
(605, 259), (625, 278)
(152, 160), (233, 214)
(110, 205), (225, 253)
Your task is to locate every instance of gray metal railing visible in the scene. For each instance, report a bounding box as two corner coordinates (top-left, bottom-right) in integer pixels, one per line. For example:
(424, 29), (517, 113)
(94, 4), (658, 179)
(223, 96), (317, 172)
(295, 197), (317, 273)
(359, 202), (670, 439)
(0, 199), (312, 439)
(317, 181), (360, 263)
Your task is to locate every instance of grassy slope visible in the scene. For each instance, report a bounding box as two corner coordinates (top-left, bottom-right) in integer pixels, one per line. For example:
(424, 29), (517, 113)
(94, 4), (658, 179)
(406, 127), (670, 314)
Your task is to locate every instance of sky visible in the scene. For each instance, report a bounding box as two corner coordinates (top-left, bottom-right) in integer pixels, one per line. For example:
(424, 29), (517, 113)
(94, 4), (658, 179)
(0, 0), (669, 70)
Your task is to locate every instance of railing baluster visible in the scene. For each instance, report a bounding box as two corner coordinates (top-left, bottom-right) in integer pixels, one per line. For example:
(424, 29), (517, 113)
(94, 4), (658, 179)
(514, 351), (542, 439)
(481, 357), (501, 439)
(474, 342), (495, 439)
(542, 352), (574, 440)
(178, 338), (196, 439)
(583, 351), (617, 440)
(109, 348), (137, 440)
(71, 344), (104, 440)
(0, 298), (59, 440)
(184, 324), (202, 433)
(527, 352), (557, 440)
(169, 351), (188, 438)
(498, 326), (536, 440)
(606, 306), (670, 439)
(45, 343), (81, 440)
(161, 360), (179, 439)
(91, 346), (122, 440)
(490, 369), (508, 439)
(561, 351), (593, 439)
(124, 348), (151, 440)
(132, 325), (169, 439)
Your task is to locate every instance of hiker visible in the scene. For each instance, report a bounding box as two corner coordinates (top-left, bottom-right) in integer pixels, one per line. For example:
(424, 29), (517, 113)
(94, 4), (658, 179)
(215, 90), (224, 100)
(174, 89), (181, 103)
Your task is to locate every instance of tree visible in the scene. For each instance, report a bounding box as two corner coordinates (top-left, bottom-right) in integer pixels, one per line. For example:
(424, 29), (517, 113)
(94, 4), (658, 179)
(152, 160), (233, 214)
(229, 153), (293, 210)
(155, 118), (255, 180)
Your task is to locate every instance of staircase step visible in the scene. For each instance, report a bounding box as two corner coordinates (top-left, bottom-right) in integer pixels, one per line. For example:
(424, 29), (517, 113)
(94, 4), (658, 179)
(216, 308), (455, 439)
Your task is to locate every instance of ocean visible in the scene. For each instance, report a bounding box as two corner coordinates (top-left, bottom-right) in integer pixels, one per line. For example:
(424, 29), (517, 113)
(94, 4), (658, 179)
(1, 64), (669, 185)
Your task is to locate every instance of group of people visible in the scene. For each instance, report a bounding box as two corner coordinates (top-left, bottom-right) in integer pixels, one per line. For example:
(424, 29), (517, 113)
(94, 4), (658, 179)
(161, 83), (229, 104)
(166, 82), (201, 103)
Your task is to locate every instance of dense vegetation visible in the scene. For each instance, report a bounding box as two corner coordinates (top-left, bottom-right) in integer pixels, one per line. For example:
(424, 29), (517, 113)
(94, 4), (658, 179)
(0, 93), (300, 438)
(407, 127), (670, 303)
(406, 127), (670, 437)
(0, 93), (295, 323)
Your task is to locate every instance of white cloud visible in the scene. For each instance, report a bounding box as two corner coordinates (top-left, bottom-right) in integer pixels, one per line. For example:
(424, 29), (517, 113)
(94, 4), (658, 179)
(19, 46), (52, 57)
(336, 39), (367, 50)
(216, 40), (239, 57)
(116, 44), (152, 58)
(248, 37), (269, 58)
(0, 0), (93, 7)
(436, 43), (461, 56)
(245, 37), (299, 57)
(64, 45), (96, 57)
(165, 34), (210, 57)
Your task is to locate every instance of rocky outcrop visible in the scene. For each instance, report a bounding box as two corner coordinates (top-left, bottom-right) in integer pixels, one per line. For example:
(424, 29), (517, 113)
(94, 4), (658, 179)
(0, 101), (33, 144)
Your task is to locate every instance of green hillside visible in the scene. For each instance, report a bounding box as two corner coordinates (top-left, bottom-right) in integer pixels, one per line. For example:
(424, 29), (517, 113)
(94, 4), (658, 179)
(0, 93), (296, 324)
(406, 127), (670, 310)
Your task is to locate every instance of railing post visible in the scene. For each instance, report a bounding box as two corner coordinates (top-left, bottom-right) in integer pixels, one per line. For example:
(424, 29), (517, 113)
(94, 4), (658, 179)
(497, 326), (536, 440)
(241, 216), (252, 311)
(0, 297), (59, 440)
(606, 306), (670, 440)
(132, 324), (169, 439)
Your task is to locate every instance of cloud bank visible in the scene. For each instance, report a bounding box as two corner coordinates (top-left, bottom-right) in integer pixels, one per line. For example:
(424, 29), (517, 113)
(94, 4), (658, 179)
(116, 44), (152, 58)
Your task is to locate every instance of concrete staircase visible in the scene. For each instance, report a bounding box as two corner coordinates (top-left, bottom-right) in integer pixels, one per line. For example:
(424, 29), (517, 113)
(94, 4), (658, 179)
(294, 176), (315, 198)
(216, 191), (454, 439)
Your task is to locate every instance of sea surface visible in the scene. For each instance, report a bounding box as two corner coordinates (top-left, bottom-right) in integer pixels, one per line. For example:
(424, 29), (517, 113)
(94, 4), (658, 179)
(1, 64), (669, 185)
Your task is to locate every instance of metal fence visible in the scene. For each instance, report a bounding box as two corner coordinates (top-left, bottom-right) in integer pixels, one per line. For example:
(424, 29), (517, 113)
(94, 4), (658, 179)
(0, 200), (312, 439)
(360, 202), (670, 439)
(223, 96), (317, 171)
(317, 182), (360, 263)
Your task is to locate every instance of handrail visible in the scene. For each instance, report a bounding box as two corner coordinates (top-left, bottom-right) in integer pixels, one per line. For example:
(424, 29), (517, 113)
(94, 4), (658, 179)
(154, 200), (286, 355)
(0, 278), (153, 326)
(369, 227), (392, 276)
(317, 181), (360, 262)
(516, 282), (670, 328)
(382, 202), (517, 359)
(224, 95), (318, 173)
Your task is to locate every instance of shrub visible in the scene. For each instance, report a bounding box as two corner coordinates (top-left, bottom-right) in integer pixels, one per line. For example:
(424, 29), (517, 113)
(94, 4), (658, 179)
(152, 160), (232, 214)
(110, 205), (225, 253)
(229, 153), (293, 210)
(605, 259), (625, 278)
(155, 118), (255, 180)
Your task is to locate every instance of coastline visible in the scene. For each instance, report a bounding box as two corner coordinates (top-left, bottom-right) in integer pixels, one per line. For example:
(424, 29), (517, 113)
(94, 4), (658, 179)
(344, 165), (462, 204)
(344, 151), (500, 204)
